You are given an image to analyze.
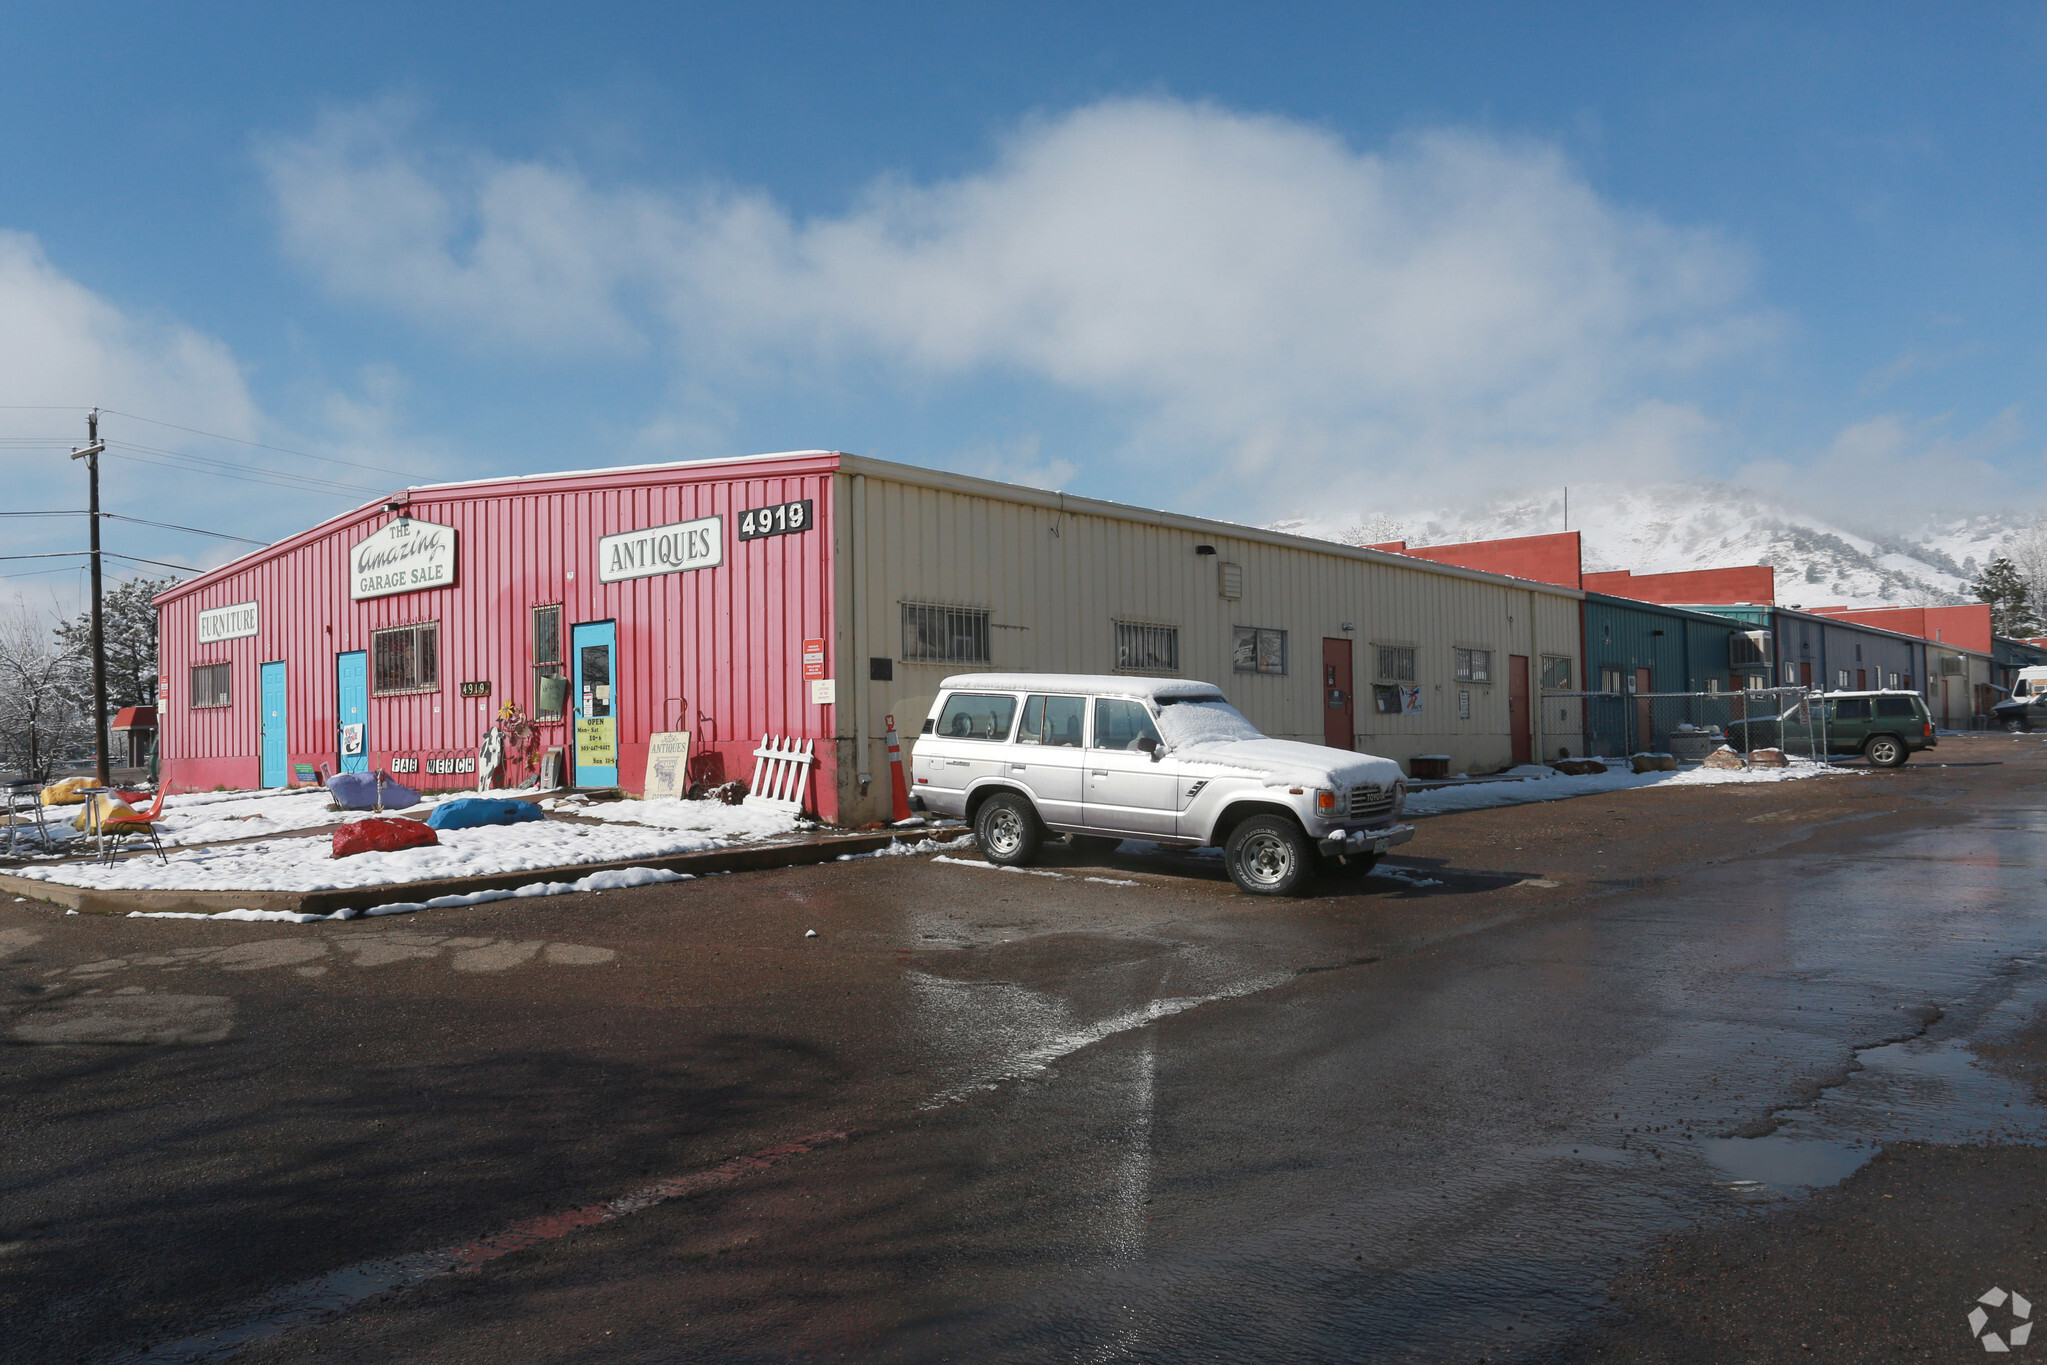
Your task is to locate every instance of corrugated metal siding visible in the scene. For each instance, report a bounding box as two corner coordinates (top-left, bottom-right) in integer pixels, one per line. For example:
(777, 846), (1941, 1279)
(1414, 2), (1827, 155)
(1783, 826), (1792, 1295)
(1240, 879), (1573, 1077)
(157, 455), (843, 813)
(835, 471), (1583, 820)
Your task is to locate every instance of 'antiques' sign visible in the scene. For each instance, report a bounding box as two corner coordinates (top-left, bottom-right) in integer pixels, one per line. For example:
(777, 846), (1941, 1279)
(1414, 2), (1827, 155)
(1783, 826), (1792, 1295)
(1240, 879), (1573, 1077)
(642, 731), (692, 801)
(351, 518), (457, 601)
(197, 601), (259, 644)
(597, 515), (723, 584)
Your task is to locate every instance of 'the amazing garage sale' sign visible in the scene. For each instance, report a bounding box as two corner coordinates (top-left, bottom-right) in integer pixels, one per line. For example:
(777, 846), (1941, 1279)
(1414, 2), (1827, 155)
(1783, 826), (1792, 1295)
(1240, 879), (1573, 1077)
(351, 518), (458, 600)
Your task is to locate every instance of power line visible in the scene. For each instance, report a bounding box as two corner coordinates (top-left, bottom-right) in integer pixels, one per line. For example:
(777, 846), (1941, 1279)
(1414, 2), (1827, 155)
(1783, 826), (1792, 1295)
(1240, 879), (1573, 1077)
(0, 550), (199, 573)
(103, 513), (269, 546)
(103, 441), (384, 499)
(0, 509), (269, 546)
(101, 407), (420, 481)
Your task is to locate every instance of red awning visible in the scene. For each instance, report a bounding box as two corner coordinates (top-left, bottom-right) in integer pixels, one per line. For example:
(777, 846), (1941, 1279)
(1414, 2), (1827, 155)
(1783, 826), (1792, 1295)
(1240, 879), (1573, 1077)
(111, 705), (158, 731)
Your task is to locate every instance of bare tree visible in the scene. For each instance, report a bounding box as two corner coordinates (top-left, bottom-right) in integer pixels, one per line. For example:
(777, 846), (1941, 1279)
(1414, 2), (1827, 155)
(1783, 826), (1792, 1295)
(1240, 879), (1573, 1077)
(0, 598), (88, 784)
(2002, 528), (2047, 630)
(1344, 512), (1409, 546)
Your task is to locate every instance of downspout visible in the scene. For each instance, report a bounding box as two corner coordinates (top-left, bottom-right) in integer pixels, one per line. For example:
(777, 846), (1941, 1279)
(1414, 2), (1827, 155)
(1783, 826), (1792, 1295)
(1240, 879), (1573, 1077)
(851, 473), (871, 802)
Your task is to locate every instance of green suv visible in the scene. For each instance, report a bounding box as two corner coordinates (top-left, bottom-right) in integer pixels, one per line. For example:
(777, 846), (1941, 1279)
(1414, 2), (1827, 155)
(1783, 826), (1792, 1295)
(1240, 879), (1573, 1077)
(1817, 691), (1937, 767)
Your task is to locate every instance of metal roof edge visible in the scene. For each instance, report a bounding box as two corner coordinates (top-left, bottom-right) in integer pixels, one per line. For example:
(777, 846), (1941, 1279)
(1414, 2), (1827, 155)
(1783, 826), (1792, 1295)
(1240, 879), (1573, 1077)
(153, 451), (850, 607)
(1688, 602), (1994, 658)
(1580, 592), (1763, 629)
(833, 454), (1587, 600)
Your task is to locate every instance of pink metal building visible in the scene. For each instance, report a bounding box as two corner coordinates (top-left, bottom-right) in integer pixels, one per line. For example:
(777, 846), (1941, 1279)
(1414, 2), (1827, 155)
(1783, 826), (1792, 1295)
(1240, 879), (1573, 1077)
(156, 452), (845, 817)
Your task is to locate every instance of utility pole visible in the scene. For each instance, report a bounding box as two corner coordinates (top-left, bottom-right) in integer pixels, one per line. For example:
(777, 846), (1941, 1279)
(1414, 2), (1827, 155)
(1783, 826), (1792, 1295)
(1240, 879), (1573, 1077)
(71, 409), (109, 787)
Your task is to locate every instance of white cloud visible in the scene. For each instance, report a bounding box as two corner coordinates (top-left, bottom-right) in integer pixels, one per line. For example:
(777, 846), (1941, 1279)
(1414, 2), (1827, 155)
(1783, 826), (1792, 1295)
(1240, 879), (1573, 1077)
(0, 232), (447, 614)
(0, 230), (258, 436)
(261, 97), (1775, 512)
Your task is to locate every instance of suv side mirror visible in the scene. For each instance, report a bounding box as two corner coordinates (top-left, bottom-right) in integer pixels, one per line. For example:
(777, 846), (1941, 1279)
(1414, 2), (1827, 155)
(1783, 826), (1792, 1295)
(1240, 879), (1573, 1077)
(1136, 734), (1160, 759)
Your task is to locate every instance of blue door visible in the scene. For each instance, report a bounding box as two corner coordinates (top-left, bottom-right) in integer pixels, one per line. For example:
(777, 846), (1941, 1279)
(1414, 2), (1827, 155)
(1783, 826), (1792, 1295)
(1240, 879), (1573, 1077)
(336, 651), (368, 774)
(570, 621), (619, 788)
(259, 661), (289, 788)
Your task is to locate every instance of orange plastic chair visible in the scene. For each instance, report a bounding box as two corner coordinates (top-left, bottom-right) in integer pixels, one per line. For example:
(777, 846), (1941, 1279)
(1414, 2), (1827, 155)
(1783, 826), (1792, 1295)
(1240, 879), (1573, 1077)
(99, 785), (173, 865)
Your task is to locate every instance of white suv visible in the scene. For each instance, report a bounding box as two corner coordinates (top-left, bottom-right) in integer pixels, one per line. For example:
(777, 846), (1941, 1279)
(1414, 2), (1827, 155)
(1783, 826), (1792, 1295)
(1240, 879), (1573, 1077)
(910, 673), (1415, 896)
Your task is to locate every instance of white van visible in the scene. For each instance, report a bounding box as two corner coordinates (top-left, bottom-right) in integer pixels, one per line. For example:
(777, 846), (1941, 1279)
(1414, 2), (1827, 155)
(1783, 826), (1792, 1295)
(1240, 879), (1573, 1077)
(911, 673), (1414, 896)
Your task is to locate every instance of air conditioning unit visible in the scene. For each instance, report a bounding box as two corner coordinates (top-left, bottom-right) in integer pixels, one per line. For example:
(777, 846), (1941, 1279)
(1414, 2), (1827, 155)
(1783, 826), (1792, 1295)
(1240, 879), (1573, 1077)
(1939, 654), (1965, 675)
(1729, 631), (1774, 668)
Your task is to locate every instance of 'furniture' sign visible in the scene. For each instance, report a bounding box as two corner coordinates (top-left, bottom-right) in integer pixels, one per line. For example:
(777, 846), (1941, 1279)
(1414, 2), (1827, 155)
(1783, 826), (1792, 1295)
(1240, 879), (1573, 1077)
(196, 601), (259, 644)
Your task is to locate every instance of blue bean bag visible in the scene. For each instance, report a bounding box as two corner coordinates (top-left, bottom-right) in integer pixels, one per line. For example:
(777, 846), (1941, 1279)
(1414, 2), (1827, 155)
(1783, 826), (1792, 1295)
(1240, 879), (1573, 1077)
(424, 797), (546, 830)
(327, 771), (422, 811)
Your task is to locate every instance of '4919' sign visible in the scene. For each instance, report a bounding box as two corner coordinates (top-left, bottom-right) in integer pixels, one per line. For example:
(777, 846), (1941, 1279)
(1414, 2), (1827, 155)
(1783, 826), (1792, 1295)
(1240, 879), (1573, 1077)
(738, 499), (812, 540)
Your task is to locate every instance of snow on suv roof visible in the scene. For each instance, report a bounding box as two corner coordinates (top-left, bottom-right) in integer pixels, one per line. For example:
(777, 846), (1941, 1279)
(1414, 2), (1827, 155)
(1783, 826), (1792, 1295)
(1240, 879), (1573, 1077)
(938, 673), (1228, 701)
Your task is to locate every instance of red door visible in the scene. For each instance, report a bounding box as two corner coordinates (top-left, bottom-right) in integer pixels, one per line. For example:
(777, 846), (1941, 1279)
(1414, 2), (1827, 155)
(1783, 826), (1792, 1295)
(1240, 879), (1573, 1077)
(1509, 654), (1533, 765)
(1799, 662), (1813, 689)
(1322, 638), (1354, 750)
(1856, 669), (1867, 690)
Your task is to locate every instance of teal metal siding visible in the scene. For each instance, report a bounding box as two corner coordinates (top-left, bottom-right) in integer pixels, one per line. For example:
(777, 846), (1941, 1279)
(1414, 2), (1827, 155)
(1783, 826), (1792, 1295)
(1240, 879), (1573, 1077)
(1579, 594), (1747, 754)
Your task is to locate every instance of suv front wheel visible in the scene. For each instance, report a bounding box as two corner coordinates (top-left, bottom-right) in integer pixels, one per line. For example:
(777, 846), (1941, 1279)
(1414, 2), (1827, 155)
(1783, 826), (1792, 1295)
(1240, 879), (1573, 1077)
(1225, 815), (1317, 896)
(1864, 734), (1909, 768)
(975, 792), (1044, 866)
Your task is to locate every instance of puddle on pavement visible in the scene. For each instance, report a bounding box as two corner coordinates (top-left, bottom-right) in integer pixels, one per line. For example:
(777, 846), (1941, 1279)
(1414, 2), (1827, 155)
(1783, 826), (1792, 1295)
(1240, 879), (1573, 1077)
(1704, 985), (2047, 1197)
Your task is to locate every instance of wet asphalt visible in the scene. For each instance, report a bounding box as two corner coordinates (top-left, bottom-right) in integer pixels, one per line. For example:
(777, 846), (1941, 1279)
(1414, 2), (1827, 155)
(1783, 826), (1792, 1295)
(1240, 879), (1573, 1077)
(4, 737), (2046, 1363)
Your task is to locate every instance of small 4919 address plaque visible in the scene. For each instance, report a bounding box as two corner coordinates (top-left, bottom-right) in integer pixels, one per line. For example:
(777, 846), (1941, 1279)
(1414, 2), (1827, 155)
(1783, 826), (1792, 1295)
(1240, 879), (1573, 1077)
(737, 499), (813, 540)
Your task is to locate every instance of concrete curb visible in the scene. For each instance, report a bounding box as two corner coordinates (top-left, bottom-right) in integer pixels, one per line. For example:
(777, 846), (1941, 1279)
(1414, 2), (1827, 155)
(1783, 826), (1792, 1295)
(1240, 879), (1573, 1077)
(0, 826), (968, 918)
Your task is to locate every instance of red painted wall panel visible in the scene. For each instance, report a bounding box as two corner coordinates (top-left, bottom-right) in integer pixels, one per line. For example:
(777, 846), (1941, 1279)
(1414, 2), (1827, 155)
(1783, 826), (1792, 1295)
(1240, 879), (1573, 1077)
(155, 454), (846, 818)
(1803, 604), (1992, 654)
(1367, 532), (1582, 589)
(1580, 565), (1775, 606)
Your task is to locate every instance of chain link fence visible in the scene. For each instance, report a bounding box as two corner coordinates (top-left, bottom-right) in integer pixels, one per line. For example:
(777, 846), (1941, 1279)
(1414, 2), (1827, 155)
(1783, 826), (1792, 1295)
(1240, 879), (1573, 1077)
(1544, 686), (1825, 760)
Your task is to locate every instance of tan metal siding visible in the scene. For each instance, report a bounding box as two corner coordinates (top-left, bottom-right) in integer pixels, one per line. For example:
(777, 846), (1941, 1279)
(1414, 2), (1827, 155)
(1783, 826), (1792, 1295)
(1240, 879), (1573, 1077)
(831, 474), (1584, 821)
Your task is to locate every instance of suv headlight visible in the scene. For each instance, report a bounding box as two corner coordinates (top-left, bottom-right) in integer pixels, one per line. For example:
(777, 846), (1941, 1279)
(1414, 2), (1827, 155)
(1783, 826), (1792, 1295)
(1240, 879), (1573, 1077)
(1315, 787), (1338, 815)
(1392, 779), (1407, 815)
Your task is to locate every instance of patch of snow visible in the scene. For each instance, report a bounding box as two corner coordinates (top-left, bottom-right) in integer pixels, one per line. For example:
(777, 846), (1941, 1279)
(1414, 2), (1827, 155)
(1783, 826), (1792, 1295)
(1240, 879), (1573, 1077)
(151, 788), (376, 846)
(931, 855), (1069, 878)
(1404, 755), (1851, 817)
(838, 834), (978, 860)
(126, 866), (692, 923)
(18, 819), (737, 895)
(1157, 699), (1406, 790)
(539, 795), (800, 841)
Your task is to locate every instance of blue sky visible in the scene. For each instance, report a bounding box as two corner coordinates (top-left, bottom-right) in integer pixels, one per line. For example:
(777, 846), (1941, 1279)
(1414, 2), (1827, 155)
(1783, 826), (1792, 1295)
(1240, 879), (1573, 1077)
(4, 3), (2044, 606)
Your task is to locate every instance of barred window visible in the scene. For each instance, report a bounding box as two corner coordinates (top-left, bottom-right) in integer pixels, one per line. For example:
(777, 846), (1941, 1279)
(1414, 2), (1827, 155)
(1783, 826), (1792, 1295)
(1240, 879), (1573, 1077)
(1540, 655), (1572, 690)
(531, 605), (565, 720)
(1455, 648), (1492, 684)
(902, 603), (991, 664)
(373, 623), (439, 694)
(190, 663), (231, 708)
(1376, 645), (1416, 682)
(1115, 621), (1179, 673)
(1232, 626), (1287, 675)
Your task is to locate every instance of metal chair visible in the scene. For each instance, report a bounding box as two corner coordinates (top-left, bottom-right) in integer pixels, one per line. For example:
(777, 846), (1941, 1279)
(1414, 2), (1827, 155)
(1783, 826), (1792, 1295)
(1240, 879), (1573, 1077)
(2, 781), (51, 857)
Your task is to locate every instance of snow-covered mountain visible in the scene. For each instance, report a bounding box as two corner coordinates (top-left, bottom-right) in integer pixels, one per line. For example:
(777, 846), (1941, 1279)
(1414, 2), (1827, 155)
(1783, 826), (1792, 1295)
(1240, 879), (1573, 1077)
(1268, 483), (2047, 609)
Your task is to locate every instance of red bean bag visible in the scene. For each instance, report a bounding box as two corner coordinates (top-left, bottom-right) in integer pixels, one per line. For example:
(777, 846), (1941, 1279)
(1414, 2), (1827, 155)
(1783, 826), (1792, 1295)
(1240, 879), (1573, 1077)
(332, 817), (439, 859)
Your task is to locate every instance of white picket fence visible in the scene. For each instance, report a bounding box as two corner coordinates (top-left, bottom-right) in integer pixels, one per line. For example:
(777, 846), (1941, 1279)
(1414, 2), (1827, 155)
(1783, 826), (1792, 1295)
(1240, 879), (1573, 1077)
(745, 734), (815, 814)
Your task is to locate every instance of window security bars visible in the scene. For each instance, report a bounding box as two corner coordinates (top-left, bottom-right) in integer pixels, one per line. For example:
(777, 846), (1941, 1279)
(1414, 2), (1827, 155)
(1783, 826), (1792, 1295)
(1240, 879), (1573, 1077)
(902, 604), (991, 665)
